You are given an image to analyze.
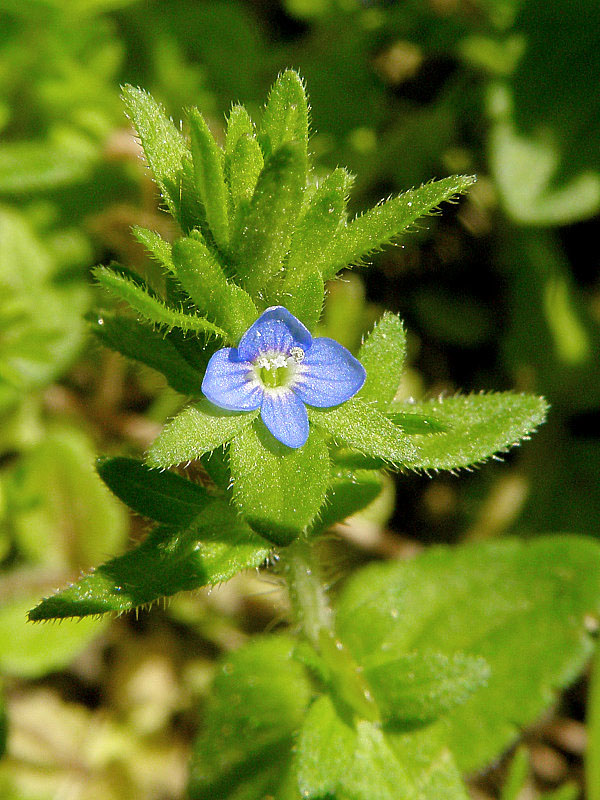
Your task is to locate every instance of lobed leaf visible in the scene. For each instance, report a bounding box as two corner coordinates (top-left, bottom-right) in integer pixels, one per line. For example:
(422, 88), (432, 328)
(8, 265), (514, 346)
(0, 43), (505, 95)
(97, 457), (211, 526)
(189, 108), (230, 250)
(259, 69), (309, 158)
(337, 535), (600, 773)
(189, 636), (311, 800)
(28, 501), (270, 620)
(358, 312), (407, 410)
(233, 142), (307, 298)
(390, 392), (549, 471)
(229, 422), (329, 546)
(308, 397), (418, 466)
(172, 235), (257, 341)
(146, 400), (258, 468)
(94, 266), (228, 337)
(321, 174), (477, 280)
(90, 311), (203, 395)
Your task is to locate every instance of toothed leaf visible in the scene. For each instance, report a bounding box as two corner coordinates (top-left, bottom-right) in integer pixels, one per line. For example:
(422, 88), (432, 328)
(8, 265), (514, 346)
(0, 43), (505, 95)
(147, 401), (258, 468)
(172, 236), (257, 341)
(94, 266), (228, 337)
(321, 174), (476, 280)
(259, 69), (309, 157)
(390, 393), (549, 471)
(28, 501), (270, 620)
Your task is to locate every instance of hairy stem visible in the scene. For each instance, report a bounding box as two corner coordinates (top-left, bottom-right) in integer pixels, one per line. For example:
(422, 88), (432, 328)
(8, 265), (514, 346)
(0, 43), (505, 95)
(282, 537), (333, 647)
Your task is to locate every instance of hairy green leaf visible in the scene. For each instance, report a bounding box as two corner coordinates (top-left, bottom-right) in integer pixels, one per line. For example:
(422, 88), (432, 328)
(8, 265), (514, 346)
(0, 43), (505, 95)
(132, 226), (174, 271)
(228, 134), (264, 210)
(229, 422), (329, 545)
(189, 108), (230, 250)
(172, 236), (257, 341)
(321, 174), (476, 280)
(296, 694), (416, 800)
(233, 142), (307, 298)
(311, 469), (383, 535)
(97, 457), (210, 526)
(259, 69), (309, 157)
(28, 501), (270, 619)
(337, 535), (600, 773)
(122, 86), (194, 225)
(364, 651), (490, 725)
(189, 636), (311, 800)
(358, 312), (407, 410)
(390, 393), (549, 470)
(308, 398), (417, 465)
(90, 312), (203, 395)
(147, 401), (258, 468)
(94, 266), (228, 337)
(284, 168), (351, 285)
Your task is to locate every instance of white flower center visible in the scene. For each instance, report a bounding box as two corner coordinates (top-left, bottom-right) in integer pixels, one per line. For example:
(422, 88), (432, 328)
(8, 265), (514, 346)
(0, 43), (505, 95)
(252, 348), (305, 391)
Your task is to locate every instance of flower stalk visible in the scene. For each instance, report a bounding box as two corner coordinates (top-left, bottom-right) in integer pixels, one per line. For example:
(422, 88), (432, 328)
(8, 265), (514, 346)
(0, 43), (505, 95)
(282, 537), (333, 648)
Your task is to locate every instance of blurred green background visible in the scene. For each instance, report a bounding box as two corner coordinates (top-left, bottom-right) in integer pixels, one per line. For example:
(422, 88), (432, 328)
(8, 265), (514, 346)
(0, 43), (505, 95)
(0, 0), (598, 797)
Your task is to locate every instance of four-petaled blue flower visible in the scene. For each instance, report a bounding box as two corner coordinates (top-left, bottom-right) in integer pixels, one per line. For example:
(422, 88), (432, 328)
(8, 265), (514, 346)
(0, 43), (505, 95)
(202, 306), (366, 449)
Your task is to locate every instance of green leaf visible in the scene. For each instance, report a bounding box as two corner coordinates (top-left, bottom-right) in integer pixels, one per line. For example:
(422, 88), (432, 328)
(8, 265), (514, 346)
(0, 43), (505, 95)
(189, 635), (312, 800)
(132, 226), (174, 271)
(189, 108), (230, 250)
(363, 650), (490, 725)
(225, 104), (255, 157)
(357, 312), (407, 410)
(296, 694), (415, 800)
(146, 400), (258, 468)
(227, 134), (264, 211)
(283, 268), (324, 332)
(11, 426), (127, 569)
(259, 69), (309, 158)
(337, 535), (600, 773)
(501, 748), (530, 800)
(321, 174), (476, 280)
(90, 311), (204, 395)
(28, 500), (270, 619)
(389, 393), (549, 471)
(229, 422), (329, 545)
(311, 468), (383, 535)
(0, 139), (95, 194)
(295, 694), (356, 798)
(121, 85), (192, 224)
(94, 266), (228, 337)
(171, 236), (257, 341)
(284, 167), (351, 284)
(97, 457), (210, 526)
(1, 592), (108, 678)
(233, 142), (307, 298)
(308, 397), (418, 466)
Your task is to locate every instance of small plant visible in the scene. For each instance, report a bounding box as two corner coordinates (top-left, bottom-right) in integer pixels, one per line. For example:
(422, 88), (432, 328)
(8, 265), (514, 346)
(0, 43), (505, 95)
(29, 71), (600, 799)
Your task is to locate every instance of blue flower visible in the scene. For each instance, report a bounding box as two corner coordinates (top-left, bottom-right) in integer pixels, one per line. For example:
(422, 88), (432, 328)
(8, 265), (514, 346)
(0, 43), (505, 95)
(202, 306), (366, 449)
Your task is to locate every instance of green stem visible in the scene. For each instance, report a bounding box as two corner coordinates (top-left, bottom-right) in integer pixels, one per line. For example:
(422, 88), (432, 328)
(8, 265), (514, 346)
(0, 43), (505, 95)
(282, 537), (333, 647)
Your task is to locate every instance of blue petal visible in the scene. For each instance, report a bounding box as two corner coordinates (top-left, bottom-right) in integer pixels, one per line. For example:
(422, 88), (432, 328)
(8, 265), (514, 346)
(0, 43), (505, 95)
(202, 348), (263, 411)
(293, 337), (366, 408)
(260, 390), (309, 449)
(237, 306), (312, 362)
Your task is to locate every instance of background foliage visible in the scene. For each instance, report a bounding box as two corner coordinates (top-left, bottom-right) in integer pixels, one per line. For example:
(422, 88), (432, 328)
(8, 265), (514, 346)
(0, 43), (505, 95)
(0, 1), (599, 798)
